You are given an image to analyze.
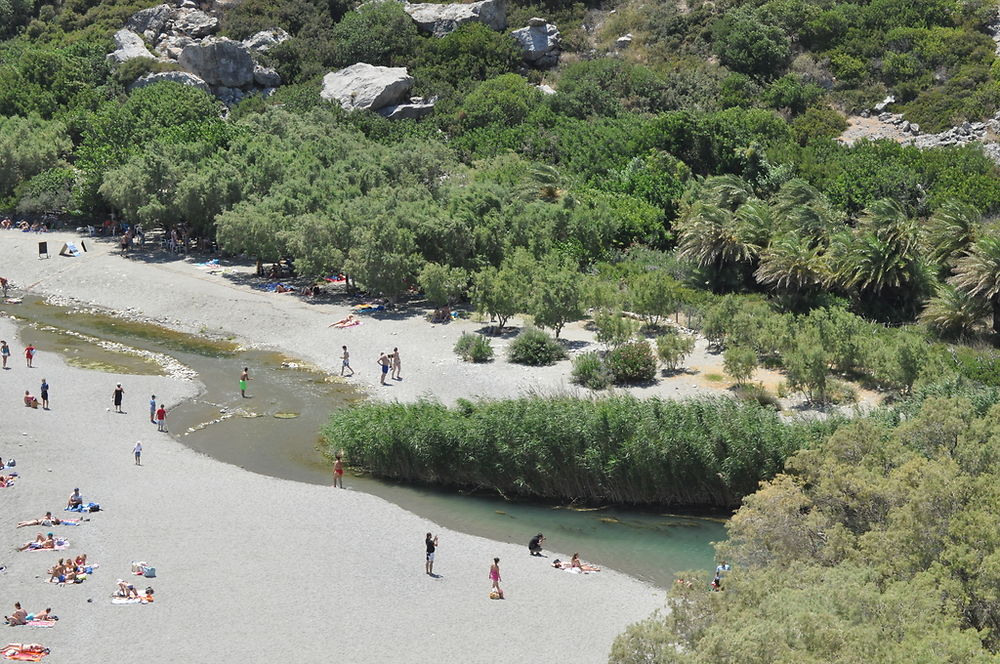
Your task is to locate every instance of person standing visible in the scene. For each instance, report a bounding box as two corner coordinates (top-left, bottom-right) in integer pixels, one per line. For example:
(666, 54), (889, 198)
(133, 441), (142, 466)
(113, 383), (125, 413)
(24, 343), (35, 368)
(377, 352), (390, 385)
(39, 378), (49, 410)
(155, 404), (166, 432)
(1, 340), (10, 369)
(240, 367), (250, 398)
(149, 395), (156, 424)
(332, 454), (344, 489)
(489, 558), (503, 599)
(391, 347), (402, 381)
(340, 346), (353, 377)
(425, 533), (439, 575)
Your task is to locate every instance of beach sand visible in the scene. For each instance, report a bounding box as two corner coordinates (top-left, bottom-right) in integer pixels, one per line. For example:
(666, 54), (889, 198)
(0, 234), (665, 662)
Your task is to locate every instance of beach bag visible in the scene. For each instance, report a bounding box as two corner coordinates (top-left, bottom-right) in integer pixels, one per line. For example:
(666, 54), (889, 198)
(144, 567), (156, 578)
(489, 591), (503, 600)
(7, 459), (14, 467)
(88, 503), (101, 512)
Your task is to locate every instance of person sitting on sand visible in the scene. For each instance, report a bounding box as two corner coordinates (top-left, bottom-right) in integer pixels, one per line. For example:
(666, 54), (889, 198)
(74, 554), (87, 568)
(17, 512), (83, 528)
(67, 488), (82, 509)
(0, 475), (14, 488)
(115, 580), (139, 599)
(23, 391), (38, 408)
(551, 554), (601, 572)
(4, 603), (27, 626)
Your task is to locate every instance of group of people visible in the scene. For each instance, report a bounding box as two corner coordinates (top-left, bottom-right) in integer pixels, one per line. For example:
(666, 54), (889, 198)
(17, 532), (65, 552)
(0, 217), (47, 232)
(47, 555), (92, 584)
(530, 534), (602, 573)
(4, 602), (55, 626)
(377, 348), (402, 385)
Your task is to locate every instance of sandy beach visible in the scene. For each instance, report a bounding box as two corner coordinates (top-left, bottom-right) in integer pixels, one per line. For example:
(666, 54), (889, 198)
(0, 233), (667, 662)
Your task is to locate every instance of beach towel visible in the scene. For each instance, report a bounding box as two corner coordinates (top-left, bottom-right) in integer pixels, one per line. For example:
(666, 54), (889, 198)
(26, 541), (68, 552)
(352, 303), (385, 312)
(111, 598), (150, 605)
(193, 259), (220, 269)
(25, 622), (55, 629)
(253, 283), (297, 293)
(1, 646), (48, 662)
(324, 275), (346, 283)
(65, 503), (99, 513)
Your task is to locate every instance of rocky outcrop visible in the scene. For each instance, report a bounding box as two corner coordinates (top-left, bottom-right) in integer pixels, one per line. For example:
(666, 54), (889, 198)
(107, 29), (155, 63)
(321, 63), (414, 111)
(378, 98), (435, 120)
(154, 34), (195, 60)
(170, 8), (218, 38)
(243, 28), (291, 52)
(511, 18), (559, 68)
(178, 37), (256, 89)
(615, 33), (633, 49)
(129, 71), (211, 93)
(126, 4), (172, 41)
(404, 0), (506, 37)
(536, 84), (556, 95)
(253, 65), (281, 88)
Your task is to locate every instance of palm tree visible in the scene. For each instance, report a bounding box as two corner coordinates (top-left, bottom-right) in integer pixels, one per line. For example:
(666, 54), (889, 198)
(771, 178), (841, 241)
(832, 199), (923, 294)
(949, 232), (1000, 333)
(924, 199), (981, 268)
(675, 200), (764, 269)
(520, 164), (573, 205)
(919, 283), (989, 339)
(755, 231), (829, 293)
(699, 174), (752, 211)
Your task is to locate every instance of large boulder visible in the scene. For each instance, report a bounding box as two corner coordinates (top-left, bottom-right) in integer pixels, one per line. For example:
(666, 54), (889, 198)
(170, 8), (219, 38)
(403, 0), (506, 37)
(253, 65), (282, 88)
(243, 28), (291, 52)
(126, 4), (172, 40)
(107, 29), (155, 63)
(129, 71), (211, 93)
(321, 63), (413, 111)
(511, 18), (560, 68)
(178, 37), (256, 88)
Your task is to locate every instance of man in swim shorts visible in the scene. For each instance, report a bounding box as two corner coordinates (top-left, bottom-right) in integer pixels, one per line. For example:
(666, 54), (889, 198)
(378, 352), (390, 385)
(341, 346), (353, 377)
(425, 533), (439, 575)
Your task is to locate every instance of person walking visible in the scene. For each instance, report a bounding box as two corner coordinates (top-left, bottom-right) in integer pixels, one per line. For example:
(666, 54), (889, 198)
(39, 378), (49, 410)
(155, 404), (166, 432)
(149, 395), (156, 424)
(240, 367), (250, 398)
(425, 533), (439, 576)
(377, 352), (390, 385)
(489, 558), (503, 599)
(391, 347), (402, 381)
(340, 346), (353, 377)
(1, 340), (10, 369)
(24, 343), (35, 368)
(113, 383), (125, 413)
(332, 454), (344, 489)
(133, 441), (142, 466)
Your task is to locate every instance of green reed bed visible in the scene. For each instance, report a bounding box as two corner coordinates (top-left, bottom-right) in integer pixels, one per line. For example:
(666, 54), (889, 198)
(322, 396), (839, 507)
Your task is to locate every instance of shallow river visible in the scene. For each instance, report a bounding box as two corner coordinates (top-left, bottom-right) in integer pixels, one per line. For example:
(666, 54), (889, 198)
(4, 296), (727, 587)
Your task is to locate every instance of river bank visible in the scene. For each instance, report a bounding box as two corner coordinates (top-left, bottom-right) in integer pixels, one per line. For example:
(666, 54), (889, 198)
(0, 308), (666, 662)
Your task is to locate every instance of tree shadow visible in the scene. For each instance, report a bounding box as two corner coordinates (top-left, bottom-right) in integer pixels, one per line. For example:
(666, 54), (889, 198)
(560, 339), (591, 352)
(475, 325), (521, 338)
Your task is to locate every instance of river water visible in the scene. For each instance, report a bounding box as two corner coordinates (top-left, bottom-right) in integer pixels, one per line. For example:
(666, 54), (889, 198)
(3, 297), (727, 587)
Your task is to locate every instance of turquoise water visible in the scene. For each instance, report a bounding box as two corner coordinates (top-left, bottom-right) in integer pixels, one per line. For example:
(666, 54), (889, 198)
(4, 296), (727, 587)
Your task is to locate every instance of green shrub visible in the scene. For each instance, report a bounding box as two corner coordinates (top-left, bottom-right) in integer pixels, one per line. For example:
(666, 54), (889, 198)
(655, 330), (695, 371)
(571, 351), (612, 390)
(330, 1), (419, 68)
(454, 332), (494, 363)
(723, 345), (758, 384)
(732, 383), (781, 409)
(791, 107), (848, 145)
(606, 340), (657, 384)
(507, 327), (566, 366)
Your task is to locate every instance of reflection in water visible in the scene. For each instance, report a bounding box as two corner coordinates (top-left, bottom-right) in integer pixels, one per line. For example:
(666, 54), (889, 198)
(3, 296), (727, 587)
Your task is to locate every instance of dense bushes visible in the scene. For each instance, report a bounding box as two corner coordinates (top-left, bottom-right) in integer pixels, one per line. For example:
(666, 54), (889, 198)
(571, 352), (612, 389)
(507, 327), (566, 366)
(454, 332), (494, 363)
(613, 396), (1000, 661)
(321, 396), (837, 506)
(605, 340), (657, 384)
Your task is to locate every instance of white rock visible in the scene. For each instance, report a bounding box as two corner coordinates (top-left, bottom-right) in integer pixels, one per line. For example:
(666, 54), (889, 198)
(107, 29), (155, 63)
(253, 64), (281, 88)
(320, 63), (414, 111)
(615, 33), (633, 49)
(511, 21), (560, 68)
(242, 28), (291, 52)
(874, 94), (895, 112)
(130, 71), (211, 93)
(378, 100), (436, 120)
(178, 37), (256, 88)
(170, 8), (219, 38)
(126, 4), (172, 40)
(404, 0), (506, 37)
(536, 83), (556, 94)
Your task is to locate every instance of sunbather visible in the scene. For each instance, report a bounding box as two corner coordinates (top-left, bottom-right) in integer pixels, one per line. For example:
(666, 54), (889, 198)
(114, 580), (139, 599)
(0, 475), (14, 488)
(25, 609), (53, 622)
(17, 512), (83, 528)
(552, 553), (601, 572)
(329, 315), (359, 328)
(17, 534), (45, 551)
